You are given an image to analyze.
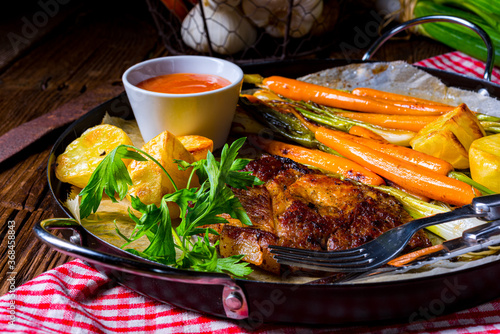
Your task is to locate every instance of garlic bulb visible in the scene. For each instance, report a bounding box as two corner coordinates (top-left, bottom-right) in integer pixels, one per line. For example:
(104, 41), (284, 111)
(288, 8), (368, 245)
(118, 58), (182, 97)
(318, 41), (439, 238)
(241, 0), (323, 38)
(181, 2), (257, 55)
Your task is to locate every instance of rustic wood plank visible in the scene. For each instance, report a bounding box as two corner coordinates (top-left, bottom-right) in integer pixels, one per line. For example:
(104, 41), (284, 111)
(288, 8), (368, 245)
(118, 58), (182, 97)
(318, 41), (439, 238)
(0, 1), (161, 210)
(0, 208), (72, 295)
(0, 83), (125, 165)
(373, 38), (452, 63)
(0, 145), (51, 211)
(0, 2), (161, 137)
(0, 1), (161, 293)
(12, 210), (72, 288)
(0, 1), (84, 72)
(327, 33), (451, 64)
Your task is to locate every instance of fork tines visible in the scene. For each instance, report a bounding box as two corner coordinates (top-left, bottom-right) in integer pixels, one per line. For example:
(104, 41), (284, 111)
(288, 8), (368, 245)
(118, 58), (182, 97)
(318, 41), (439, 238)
(268, 245), (373, 272)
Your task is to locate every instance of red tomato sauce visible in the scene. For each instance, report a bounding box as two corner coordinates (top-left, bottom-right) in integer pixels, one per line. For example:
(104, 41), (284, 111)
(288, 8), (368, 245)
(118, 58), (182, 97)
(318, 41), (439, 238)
(136, 73), (231, 94)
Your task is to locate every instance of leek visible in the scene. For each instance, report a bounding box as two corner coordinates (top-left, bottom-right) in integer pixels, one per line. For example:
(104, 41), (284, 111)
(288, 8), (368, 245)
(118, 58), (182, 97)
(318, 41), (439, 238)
(296, 105), (416, 146)
(448, 171), (497, 195)
(477, 114), (500, 133)
(413, 0), (500, 67)
(374, 185), (486, 240)
(286, 99), (416, 146)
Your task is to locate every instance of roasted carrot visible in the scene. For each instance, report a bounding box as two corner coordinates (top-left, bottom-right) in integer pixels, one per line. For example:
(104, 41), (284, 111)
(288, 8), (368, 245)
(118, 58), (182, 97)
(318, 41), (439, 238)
(240, 94), (260, 103)
(387, 244), (445, 267)
(329, 130), (454, 175)
(348, 125), (389, 143)
(352, 87), (452, 107)
(386, 180), (431, 202)
(248, 135), (385, 186)
(261, 76), (450, 116)
(315, 127), (475, 206)
(277, 104), (451, 174)
(339, 112), (438, 132)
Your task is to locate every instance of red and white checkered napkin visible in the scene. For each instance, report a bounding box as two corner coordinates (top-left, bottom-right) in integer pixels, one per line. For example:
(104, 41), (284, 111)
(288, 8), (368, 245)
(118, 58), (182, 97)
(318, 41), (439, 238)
(1, 52), (500, 334)
(414, 51), (500, 84)
(3, 259), (500, 334)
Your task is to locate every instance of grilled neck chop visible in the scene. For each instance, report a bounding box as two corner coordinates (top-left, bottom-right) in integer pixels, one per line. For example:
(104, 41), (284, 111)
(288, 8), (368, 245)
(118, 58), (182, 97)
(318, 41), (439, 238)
(217, 154), (431, 275)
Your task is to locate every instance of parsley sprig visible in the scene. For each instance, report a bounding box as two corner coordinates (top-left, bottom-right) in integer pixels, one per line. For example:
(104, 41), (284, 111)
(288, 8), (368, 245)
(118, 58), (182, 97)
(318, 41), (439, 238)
(79, 137), (263, 277)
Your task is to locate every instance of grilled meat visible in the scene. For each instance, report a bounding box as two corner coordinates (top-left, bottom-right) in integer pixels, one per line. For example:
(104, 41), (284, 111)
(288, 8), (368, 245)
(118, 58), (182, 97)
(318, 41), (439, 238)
(217, 155), (431, 274)
(219, 225), (280, 274)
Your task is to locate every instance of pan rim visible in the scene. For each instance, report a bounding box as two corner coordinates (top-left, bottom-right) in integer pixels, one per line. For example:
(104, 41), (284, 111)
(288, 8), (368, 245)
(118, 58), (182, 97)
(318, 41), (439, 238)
(46, 58), (500, 288)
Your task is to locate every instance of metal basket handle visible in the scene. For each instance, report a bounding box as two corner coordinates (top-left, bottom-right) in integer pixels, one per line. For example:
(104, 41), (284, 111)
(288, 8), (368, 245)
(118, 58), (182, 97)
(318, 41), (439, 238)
(362, 15), (495, 82)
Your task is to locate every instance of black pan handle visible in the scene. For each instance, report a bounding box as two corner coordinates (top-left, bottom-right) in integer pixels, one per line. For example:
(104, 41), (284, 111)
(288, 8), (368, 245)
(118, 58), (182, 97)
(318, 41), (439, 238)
(34, 218), (249, 320)
(363, 15), (495, 82)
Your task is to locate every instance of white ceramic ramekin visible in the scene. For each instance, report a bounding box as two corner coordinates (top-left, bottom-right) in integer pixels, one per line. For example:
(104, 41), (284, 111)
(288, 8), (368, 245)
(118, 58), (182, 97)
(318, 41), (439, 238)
(122, 56), (244, 149)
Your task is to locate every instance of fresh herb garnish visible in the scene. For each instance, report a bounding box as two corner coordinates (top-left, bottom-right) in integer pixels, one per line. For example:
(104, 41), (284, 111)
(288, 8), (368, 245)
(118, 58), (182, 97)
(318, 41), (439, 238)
(79, 137), (263, 277)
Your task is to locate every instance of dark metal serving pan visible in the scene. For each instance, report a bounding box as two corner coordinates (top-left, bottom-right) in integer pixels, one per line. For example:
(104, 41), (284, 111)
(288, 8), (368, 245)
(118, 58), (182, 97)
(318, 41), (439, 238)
(33, 16), (500, 329)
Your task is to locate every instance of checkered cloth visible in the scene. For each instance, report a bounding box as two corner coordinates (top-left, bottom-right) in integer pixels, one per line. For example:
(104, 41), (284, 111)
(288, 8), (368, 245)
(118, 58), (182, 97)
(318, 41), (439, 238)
(1, 52), (500, 334)
(414, 51), (500, 83)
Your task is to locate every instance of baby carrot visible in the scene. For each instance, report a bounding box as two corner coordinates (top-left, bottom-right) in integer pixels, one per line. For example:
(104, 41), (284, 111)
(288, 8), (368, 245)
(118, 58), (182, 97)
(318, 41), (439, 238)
(315, 127), (475, 206)
(248, 135), (386, 186)
(339, 112), (438, 132)
(240, 94), (259, 103)
(262, 76), (449, 116)
(352, 87), (452, 107)
(387, 244), (445, 267)
(330, 130), (454, 175)
(348, 125), (389, 143)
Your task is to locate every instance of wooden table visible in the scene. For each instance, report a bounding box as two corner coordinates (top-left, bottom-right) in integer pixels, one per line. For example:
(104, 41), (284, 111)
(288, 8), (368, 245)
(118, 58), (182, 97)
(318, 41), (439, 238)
(0, 0), (451, 296)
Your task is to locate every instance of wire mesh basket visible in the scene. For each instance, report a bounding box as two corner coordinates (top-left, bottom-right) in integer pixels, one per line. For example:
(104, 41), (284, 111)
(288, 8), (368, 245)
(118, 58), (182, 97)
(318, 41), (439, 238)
(145, 0), (345, 63)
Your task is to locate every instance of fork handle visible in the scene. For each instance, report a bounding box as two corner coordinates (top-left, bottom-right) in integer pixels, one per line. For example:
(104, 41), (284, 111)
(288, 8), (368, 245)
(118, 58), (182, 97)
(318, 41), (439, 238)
(373, 195), (499, 257)
(472, 194), (500, 221)
(406, 205), (478, 234)
(463, 220), (500, 243)
(405, 194), (500, 237)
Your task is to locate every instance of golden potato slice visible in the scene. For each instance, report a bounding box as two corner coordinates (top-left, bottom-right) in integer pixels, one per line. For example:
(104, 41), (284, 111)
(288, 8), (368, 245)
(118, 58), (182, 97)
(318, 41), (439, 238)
(410, 104), (485, 169)
(55, 124), (133, 188)
(469, 134), (500, 193)
(127, 131), (199, 218)
(178, 135), (214, 161)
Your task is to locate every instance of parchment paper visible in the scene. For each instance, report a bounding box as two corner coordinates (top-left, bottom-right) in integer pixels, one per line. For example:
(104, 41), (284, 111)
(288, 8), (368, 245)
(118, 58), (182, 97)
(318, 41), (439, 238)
(299, 61), (500, 117)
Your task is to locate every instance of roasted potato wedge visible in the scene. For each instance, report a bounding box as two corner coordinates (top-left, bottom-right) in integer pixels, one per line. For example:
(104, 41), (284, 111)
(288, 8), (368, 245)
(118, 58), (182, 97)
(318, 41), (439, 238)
(411, 129), (470, 169)
(469, 134), (500, 193)
(127, 131), (198, 218)
(178, 135), (213, 161)
(410, 104), (485, 169)
(55, 124), (134, 188)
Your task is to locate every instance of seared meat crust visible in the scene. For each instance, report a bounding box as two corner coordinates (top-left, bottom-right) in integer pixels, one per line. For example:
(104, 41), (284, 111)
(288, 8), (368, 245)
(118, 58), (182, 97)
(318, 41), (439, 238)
(218, 155), (431, 274)
(220, 225), (280, 274)
(231, 186), (275, 233)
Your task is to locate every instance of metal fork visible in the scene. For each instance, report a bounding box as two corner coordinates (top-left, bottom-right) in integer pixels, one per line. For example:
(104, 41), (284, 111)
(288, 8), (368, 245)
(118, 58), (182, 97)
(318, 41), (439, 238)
(269, 194), (500, 272)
